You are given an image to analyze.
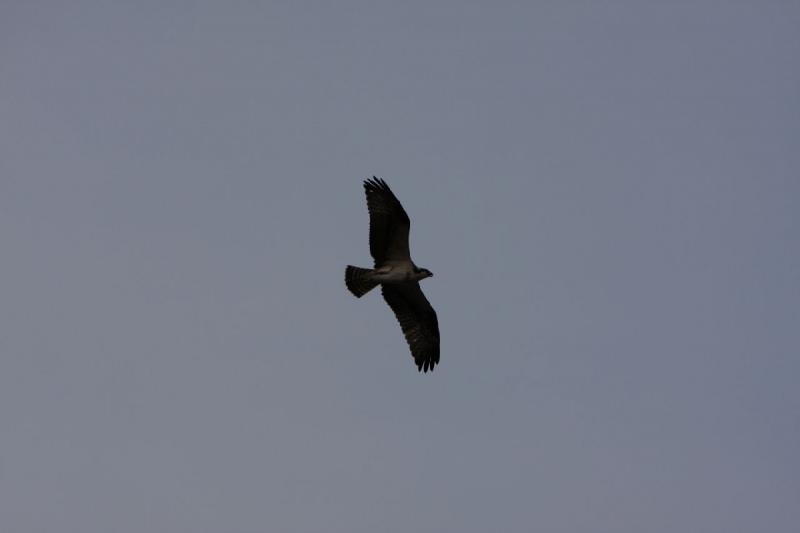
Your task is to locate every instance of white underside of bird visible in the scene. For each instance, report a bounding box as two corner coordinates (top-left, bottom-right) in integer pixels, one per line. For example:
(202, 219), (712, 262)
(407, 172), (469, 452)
(370, 261), (432, 283)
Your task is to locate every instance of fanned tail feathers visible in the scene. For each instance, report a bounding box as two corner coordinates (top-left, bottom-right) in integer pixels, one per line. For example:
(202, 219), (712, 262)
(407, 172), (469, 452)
(345, 266), (378, 297)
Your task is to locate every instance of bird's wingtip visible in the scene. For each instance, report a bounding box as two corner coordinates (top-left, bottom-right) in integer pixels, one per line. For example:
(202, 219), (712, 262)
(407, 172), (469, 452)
(363, 176), (390, 192)
(417, 359), (437, 373)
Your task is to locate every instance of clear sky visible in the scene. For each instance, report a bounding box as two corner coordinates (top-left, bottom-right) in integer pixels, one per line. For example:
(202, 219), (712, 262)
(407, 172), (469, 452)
(2, 2), (798, 532)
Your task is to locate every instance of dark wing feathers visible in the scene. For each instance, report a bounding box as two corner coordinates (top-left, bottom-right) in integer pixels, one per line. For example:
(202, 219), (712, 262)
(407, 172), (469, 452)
(382, 284), (440, 373)
(364, 177), (411, 265)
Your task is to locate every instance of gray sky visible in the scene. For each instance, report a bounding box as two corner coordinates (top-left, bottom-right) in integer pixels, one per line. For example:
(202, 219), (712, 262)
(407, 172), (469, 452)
(2, 2), (798, 532)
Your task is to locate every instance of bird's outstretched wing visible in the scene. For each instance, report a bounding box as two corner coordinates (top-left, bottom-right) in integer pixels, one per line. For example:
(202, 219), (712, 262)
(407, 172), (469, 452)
(364, 178), (411, 265)
(381, 283), (440, 372)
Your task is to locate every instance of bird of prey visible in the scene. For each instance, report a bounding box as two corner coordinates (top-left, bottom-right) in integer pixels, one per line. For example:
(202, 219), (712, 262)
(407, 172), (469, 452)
(345, 178), (440, 373)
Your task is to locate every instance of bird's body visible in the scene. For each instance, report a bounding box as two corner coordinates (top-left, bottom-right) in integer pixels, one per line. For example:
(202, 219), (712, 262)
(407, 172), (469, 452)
(371, 261), (430, 283)
(345, 178), (440, 373)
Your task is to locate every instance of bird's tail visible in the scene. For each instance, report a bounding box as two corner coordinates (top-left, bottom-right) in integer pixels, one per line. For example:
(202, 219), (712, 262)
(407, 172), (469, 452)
(345, 266), (378, 297)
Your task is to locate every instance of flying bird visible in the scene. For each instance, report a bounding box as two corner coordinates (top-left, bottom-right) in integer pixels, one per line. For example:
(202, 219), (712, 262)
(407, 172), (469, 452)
(345, 178), (440, 373)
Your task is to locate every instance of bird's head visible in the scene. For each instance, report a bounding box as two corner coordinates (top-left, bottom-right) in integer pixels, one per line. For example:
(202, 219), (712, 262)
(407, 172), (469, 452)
(414, 267), (434, 280)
